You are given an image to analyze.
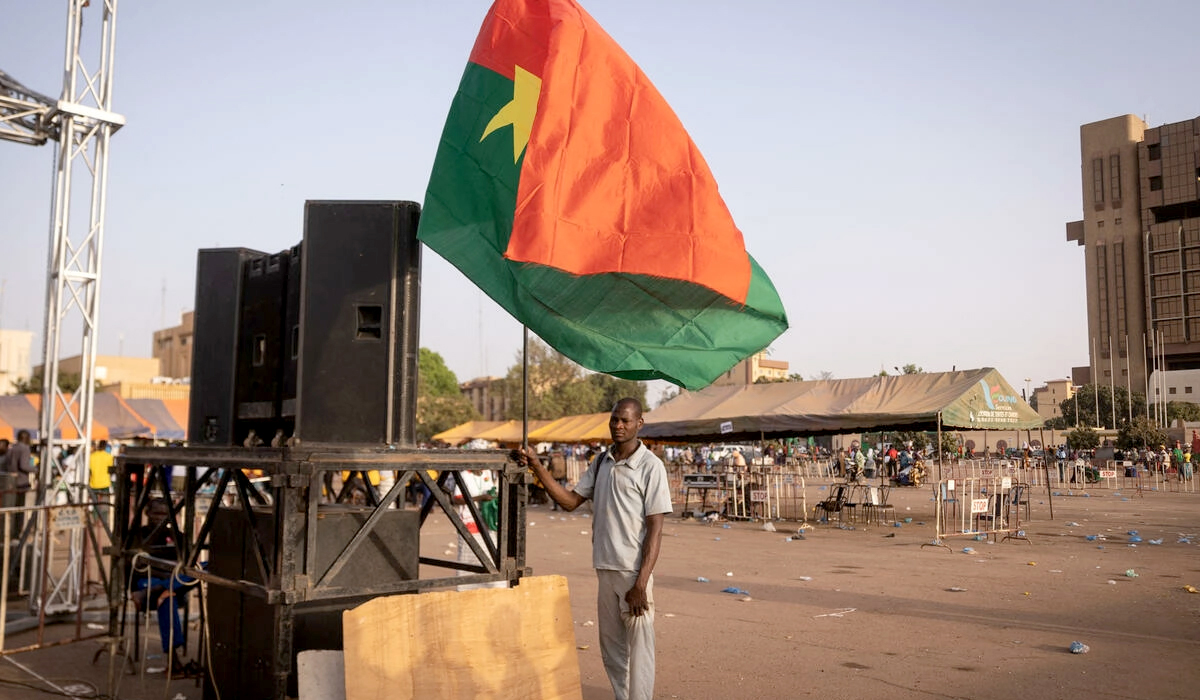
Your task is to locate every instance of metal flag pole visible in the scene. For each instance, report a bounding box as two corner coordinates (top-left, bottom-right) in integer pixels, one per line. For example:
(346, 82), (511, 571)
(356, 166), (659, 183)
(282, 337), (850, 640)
(522, 325), (529, 447)
(1109, 337), (1116, 429)
(1143, 331), (1150, 421)
(1125, 334), (1132, 423)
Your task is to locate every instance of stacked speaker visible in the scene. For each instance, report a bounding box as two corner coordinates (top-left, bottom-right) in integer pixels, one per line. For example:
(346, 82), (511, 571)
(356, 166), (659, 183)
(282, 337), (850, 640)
(188, 201), (422, 446)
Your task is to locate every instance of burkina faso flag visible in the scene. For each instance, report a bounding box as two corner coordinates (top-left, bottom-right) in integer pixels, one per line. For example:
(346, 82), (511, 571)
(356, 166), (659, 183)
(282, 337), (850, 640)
(418, 0), (788, 390)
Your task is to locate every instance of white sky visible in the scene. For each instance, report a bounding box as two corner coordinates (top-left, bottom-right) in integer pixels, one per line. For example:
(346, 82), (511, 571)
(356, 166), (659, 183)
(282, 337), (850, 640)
(3, 0), (1198, 405)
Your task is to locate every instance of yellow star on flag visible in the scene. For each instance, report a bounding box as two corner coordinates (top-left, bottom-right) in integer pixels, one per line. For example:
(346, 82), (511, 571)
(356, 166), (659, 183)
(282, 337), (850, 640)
(480, 65), (542, 162)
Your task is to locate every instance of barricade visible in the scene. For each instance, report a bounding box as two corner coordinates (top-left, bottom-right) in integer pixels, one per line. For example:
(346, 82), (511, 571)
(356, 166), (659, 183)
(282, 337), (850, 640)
(930, 476), (1027, 548)
(0, 499), (112, 656)
(676, 470), (807, 522)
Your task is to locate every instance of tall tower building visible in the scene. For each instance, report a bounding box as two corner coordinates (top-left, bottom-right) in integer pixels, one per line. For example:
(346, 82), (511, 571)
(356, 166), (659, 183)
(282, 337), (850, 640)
(1068, 114), (1200, 398)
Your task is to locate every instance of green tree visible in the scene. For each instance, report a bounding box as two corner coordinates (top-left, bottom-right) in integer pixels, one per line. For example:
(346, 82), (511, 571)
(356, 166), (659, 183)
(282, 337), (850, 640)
(587, 373), (647, 413)
(419, 348), (463, 397)
(1167, 401), (1200, 423)
(416, 348), (479, 443)
(900, 364), (923, 374)
(893, 431), (928, 452)
(503, 339), (601, 419)
(11, 371), (85, 395)
(1066, 427), (1100, 450)
(939, 431), (961, 458)
(1116, 415), (1167, 450)
(1056, 385), (1145, 430)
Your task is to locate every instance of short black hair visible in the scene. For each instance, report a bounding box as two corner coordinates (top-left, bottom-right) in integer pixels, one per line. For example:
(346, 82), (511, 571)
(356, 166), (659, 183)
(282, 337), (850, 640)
(612, 397), (643, 418)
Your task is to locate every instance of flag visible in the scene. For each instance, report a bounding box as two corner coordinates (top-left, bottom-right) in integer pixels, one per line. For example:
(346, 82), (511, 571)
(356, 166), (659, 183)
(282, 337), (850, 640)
(417, 0), (788, 390)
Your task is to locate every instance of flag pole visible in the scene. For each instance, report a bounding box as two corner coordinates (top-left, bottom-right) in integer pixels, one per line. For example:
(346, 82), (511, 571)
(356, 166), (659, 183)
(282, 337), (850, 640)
(522, 325), (529, 447)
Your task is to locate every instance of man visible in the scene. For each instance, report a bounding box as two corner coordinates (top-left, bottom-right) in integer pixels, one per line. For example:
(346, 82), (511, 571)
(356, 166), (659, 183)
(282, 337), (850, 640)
(518, 398), (672, 700)
(89, 440), (114, 499)
(4, 430), (37, 522)
(131, 498), (196, 678)
(547, 446), (568, 511)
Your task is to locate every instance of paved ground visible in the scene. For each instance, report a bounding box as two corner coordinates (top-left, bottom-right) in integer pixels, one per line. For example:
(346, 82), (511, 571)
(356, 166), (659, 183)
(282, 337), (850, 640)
(1, 478), (1197, 699)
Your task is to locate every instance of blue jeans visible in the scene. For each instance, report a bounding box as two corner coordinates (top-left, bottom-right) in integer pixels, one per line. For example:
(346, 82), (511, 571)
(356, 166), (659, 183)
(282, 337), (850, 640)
(133, 575), (189, 653)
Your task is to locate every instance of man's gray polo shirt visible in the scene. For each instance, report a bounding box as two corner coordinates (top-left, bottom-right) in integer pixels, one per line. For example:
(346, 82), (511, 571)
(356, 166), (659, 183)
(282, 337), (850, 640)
(574, 441), (673, 572)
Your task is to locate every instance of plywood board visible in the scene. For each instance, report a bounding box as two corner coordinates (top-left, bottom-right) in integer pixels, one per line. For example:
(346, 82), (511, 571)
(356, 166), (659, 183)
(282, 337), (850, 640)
(342, 575), (582, 700)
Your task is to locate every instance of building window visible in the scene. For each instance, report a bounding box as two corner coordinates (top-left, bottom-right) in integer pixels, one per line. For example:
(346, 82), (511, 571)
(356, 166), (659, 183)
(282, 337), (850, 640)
(1115, 217), (1122, 225)
(1169, 387), (1177, 394)
(1097, 221), (1105, 228)
(1150, 176), (1163, 191)
(1092, 158), (1105, 203)
(1148, 143), (1161, 160)
(1109, 154), (1121, 202)
(1187, 386), (1194, 394)
(1104, 370), (1111, 377)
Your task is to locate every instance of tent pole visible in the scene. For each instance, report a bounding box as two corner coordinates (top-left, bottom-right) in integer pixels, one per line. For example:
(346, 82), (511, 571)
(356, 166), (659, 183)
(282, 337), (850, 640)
(936, 412), (943, 484)
(1040, 426), (1053, 520)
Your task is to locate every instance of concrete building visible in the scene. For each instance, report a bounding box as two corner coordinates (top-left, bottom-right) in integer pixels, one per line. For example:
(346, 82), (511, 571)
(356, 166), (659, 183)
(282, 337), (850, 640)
(1031, 378), (1074, 422)
(153, 311), (193, 380)
(1068, 114), (1200, 401)
(34, 354), (161, 386)
(0, 329), (34, 394)
(710, 351), (790, 386)
(461, 376), (508, 422)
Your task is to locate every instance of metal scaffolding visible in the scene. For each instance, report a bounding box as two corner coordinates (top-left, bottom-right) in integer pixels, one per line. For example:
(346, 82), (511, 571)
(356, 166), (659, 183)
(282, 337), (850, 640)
(0, 0), (123, 614)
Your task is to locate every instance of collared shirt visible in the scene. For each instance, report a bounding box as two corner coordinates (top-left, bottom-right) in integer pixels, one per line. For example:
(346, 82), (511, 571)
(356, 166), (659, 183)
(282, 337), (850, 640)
(574, 441), (673, 572)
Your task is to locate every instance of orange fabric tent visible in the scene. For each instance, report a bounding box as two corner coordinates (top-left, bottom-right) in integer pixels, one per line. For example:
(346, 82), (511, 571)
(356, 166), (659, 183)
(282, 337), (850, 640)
(432, 420), (507, 446)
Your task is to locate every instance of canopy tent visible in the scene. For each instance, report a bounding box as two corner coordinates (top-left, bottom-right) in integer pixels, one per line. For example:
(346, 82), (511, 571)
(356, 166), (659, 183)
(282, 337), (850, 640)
(0, 415), (12, 442)
(641, 368), (1044, 442)
(94, 393), (153, 439)
(126, 398), (186, 440)
(0, 395), (38, 439)
(527, 413), (610, 443)
(432, 420), (507, 446)
(473, 420), (554, 445)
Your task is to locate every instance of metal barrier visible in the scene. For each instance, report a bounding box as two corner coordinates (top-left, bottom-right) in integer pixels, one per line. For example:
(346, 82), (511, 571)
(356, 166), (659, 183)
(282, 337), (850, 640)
(0, 500), (112, 656)
(676, 470), (807, 522)
(929, 476), (1028, 549)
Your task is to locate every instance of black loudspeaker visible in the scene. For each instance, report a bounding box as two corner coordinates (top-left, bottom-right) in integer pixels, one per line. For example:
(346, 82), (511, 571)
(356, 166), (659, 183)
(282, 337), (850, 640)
(189, 248), (265, 445)
(189, 201), (420, 446)
(294, 201), (421, 445)
(204, 505), (419, 700)
(234, 250), (289, 445)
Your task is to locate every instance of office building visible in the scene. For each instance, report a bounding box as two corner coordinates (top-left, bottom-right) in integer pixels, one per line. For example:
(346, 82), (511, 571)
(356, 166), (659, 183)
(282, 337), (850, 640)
(1067, 114), (1200, 400)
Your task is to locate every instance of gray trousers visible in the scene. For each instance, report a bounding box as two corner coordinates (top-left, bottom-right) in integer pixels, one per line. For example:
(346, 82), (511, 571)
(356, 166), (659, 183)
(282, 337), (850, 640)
(596, 569), (655, 700)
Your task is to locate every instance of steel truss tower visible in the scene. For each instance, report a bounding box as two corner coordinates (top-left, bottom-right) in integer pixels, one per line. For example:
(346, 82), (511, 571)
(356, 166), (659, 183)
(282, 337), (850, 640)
(0, 0), (123, 614)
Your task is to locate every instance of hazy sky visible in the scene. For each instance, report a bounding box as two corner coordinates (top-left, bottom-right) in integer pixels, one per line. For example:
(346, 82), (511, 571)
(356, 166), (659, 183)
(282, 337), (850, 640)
(3, 0), (1198, 404)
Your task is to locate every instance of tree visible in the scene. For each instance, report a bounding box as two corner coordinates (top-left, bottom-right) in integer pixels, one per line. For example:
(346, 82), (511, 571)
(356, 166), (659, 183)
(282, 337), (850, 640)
(1055, 385), (1146, 430)
(1066, 427), (1100, 450)
(1117, 415), (1167, 450)
(811, 371), (834, 381)
(11, 370), (85, 395)
(416, 348), (479, 443)
(1167, 401), (1200, 424)
(587, 373), (647, 413)
(893, 430), (928, 452)
(418, 348), (462, 397)
(502, 339), (646, 419)
(939, 431), (960, 458)
(900, 364), (923, 375)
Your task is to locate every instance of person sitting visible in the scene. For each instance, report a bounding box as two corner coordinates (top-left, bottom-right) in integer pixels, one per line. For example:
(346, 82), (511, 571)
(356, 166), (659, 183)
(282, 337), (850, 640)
(130, 498), (197, 678)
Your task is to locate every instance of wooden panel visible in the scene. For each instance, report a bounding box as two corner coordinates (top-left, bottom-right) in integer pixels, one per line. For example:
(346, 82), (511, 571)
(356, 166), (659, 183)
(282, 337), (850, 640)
(343, 575), (582, 700)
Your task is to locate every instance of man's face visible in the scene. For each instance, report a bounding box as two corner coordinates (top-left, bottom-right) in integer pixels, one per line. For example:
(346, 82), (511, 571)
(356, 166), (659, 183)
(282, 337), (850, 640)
(148, 504), (169, 529)
(609, 404), (642, 443)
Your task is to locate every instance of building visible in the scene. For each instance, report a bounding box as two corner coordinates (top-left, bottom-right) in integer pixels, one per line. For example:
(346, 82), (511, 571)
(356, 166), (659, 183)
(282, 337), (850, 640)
(153, 311), (193, 380)
(1068, 114), (1200, 401)
(0, 329), (34, 394)
(710, 351), (790, 386)
(1031, 378), (1074, 422)
(33, 354), (161, 387)
(461, 376), (508, 422)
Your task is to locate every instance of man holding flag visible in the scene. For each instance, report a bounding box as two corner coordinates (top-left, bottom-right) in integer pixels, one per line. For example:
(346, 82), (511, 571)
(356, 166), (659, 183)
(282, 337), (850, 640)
(518, 398), (672, 700)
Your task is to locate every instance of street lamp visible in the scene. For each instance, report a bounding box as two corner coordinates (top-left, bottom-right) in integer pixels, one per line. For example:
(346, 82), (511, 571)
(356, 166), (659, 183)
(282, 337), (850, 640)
(1024, 377), (1031, 402)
